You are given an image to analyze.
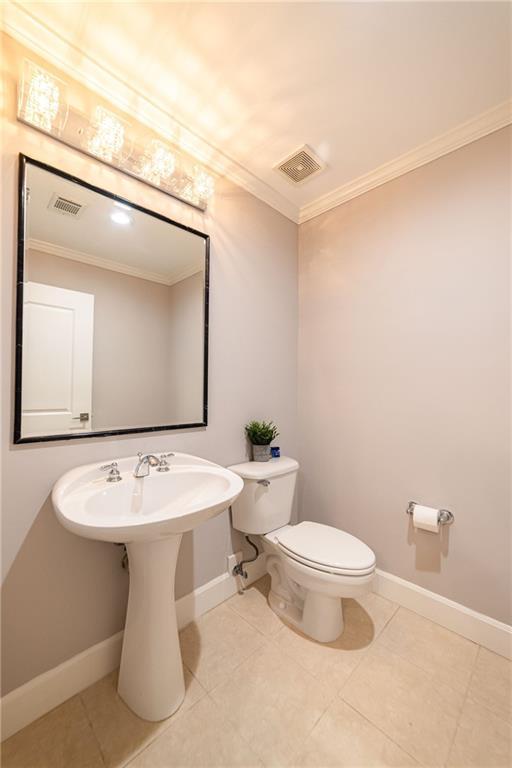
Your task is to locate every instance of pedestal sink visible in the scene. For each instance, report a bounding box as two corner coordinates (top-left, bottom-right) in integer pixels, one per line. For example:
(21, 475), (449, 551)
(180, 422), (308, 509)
(52, 452), (243, 721)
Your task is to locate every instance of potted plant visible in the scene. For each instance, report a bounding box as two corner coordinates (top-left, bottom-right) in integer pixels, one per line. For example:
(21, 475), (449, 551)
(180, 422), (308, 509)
(245, 420), (279, 462)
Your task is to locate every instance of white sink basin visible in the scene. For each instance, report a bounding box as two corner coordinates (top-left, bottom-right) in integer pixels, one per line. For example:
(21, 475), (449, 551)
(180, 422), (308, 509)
(53, 454), (243, 541)
(52, 452), (243, 722)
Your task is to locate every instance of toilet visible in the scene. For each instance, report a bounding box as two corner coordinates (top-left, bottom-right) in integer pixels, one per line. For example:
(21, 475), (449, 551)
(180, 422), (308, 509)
(228, 457), (376, 643)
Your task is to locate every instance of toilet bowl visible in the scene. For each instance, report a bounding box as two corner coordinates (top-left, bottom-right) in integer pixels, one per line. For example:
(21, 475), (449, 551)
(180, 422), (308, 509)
(228, 457), (376, 643)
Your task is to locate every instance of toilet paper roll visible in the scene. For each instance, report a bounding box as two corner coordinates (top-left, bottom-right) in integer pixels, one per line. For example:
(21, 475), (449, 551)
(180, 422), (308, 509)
(412, 504), (440, 533)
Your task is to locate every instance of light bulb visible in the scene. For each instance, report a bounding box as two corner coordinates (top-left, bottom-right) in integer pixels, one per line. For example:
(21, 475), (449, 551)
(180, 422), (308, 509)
(88, 106), (126, 162)
(139, 140), (176, 185)
(193, 167), (215, 201)
(18, 61), (66, 133)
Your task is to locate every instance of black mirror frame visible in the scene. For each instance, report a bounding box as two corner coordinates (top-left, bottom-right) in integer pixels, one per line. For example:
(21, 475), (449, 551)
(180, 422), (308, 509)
(14, 154), (210, 444)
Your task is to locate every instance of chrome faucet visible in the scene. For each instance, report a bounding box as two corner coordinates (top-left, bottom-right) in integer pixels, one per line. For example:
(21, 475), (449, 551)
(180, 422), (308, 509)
(133, 452), (176, 478)
(133, 453), (161, 478)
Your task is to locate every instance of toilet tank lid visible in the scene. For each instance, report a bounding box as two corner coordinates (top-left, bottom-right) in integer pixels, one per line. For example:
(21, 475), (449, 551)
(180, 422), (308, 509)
(227, 456), (299, 480)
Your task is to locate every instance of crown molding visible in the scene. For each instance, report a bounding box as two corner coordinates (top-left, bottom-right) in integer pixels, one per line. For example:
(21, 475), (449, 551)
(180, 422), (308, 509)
(299, 101), (512, 224)
(1, 1), (300, 224)
(27, 238), (201, 287)
(3, 2), (510, 229)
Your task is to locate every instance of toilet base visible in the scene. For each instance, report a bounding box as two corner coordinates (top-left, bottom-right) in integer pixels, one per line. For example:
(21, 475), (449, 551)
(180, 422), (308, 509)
(263, 539), (374, 644)
(268, 588), (344, 642)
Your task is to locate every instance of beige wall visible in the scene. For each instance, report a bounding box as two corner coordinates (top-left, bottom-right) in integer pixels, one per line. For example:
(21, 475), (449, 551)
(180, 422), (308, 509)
(298, 127), (511, 624)
(167, 271), (205, 424)
(1, 36), (298, 694)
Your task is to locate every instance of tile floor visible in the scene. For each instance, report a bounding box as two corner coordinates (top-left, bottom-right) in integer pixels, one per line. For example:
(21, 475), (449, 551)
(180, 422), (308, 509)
(2, 577), (511, 768)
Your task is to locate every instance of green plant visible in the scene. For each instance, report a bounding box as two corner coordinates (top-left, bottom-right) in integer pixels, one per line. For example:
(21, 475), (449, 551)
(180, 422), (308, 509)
(245, 420), (279, 446)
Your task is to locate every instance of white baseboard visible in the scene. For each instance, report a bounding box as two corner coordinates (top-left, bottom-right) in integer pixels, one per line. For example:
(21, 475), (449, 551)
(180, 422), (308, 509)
(4, 558), (508, 741)
(0, 631), (124, 742)
(373, 568), (512, 660)
(0, 555), (267, 741)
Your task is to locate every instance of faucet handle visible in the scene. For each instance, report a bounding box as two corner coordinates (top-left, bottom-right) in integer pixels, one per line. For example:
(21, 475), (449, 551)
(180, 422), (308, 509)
(100, 461), (118, 471)
(157, 452), (174, 472)
(100, 462), (122, 483)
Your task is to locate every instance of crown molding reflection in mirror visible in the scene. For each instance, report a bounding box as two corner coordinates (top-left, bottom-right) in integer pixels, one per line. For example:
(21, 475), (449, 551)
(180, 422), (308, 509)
(17, 58), (216, 211)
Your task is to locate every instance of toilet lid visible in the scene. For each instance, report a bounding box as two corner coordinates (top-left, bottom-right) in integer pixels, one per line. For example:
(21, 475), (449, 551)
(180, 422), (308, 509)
(275, 521), (376, 575)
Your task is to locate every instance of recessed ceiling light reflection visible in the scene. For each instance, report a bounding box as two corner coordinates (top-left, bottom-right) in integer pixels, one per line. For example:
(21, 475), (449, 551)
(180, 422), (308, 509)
(110, 205), (132, 225)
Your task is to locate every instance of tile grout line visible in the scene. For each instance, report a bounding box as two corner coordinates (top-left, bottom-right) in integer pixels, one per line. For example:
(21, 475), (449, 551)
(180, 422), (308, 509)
(341, 698), (424, 767)
(463, 693), (512, 728)
(202, 692), (266, 768)
(77, 692), (108, 768)
(120, 694), (207, 768)
(368, 605), (482, 700)
(198, 596), (344, 764)
(179, 598), (272, 696)
(81, 669), (207, 768)
(337, 683), (431, 768)
(340, 635), (477, 702)
(460, 645), (512, 728)
(369, 639), (479, 694)
(336, 604), (477, 768)
(248, 600), (405, 762)
(197, 634), (271, 698)
(224, 596), (278, 641)
(206, 645), (333, 768)
(442, 643), (482, 767)
(332, 599), (401, 698)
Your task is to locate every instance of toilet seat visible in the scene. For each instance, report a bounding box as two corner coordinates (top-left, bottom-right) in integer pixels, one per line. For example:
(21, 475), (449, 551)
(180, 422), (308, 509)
(273, 521), (376, 576)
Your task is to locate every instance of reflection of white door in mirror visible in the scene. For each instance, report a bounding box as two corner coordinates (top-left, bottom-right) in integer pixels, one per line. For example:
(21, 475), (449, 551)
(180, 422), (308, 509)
(21, 282), (94, 437)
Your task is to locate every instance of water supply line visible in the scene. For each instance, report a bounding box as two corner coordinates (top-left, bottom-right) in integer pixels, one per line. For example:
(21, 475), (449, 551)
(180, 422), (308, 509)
(232, 529), (260, 587)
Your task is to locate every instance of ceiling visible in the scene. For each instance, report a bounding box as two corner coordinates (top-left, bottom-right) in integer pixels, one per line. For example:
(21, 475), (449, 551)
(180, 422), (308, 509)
(4, 1), (511, 222)
(26, 163), (205, 284)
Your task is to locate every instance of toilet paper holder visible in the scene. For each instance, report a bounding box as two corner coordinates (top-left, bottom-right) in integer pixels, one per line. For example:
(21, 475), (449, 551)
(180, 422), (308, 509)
(406, 501), (454, 526)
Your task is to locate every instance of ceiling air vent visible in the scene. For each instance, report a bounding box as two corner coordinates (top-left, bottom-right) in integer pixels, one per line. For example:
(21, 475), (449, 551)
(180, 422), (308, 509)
(48, 194), (86, 218)
(275, 145), (325, 185)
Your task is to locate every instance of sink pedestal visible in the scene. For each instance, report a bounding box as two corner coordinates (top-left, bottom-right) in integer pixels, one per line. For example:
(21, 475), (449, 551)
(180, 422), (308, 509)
(52, 452), (243, 721)
(118, 535), (185, 721)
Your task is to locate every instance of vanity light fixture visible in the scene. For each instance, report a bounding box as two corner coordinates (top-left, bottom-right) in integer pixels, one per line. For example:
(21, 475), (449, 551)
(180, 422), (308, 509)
(18, 59), (68, 135)
(139, 140), (176, 185)
(16, 59), (216, 211)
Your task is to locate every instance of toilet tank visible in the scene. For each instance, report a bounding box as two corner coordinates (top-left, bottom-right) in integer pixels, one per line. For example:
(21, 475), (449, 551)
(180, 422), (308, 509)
(227, 457), (299, 534)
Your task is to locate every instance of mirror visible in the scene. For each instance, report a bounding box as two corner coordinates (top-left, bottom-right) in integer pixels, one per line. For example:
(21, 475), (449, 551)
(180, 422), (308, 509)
(14, 155), (209, 443)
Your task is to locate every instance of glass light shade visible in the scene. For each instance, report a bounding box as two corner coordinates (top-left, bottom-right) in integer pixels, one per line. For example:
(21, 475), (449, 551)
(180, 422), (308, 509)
(87, 106), (128, 162)
(193, 167), (215, 201)
(179, 179), (200, 207)
(139, 140), (176, 185)
(18, 60), (68, 134)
